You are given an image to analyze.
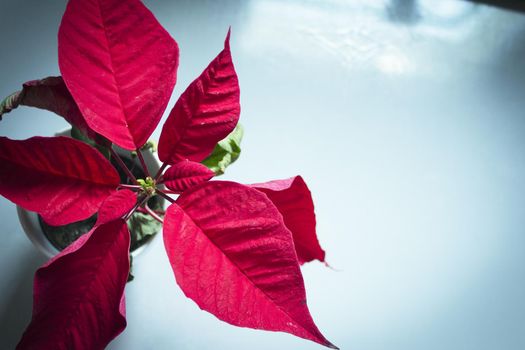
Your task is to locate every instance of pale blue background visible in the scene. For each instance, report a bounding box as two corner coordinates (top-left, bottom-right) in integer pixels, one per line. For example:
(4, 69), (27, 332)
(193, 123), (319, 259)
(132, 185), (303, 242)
(1, 0), (525, 349)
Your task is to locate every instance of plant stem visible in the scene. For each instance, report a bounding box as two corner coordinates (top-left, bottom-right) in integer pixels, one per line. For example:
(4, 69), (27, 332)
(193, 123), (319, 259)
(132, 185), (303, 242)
(145, 203), (164, 223)
(136, 207), (148, 214)
(156, 189), (175, 203)
(110, 147), (138, 184)
(154, 162), (168, 182)
(137, 150), (151, 178)
(118, 184), (141, 190)
(137, 207), (165, 215)
(124, 194), (149, 221)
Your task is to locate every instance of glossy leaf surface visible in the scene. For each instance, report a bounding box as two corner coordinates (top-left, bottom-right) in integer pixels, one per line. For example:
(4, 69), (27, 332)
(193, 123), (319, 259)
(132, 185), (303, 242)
(202, 123), (243, 175)
(0, 136), (120, 225)
(96, 189), (137, 225)
(163, 181), (336, 348)
(17, 219), (130, 350)
(0, 77), (100, 141)
(162, 160), (215, 192)
(59, 0), (179, 150)
(252, 176), (326, 264)
(158, 30), (240, 164)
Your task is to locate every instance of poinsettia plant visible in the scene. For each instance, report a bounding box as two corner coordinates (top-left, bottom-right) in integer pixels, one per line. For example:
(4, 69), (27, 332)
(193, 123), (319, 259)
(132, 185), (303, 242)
(0, 0), (336, 349)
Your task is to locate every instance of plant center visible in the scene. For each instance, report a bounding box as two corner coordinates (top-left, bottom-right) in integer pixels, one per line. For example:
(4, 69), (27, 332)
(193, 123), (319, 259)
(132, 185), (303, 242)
(137, 176), (156, 196)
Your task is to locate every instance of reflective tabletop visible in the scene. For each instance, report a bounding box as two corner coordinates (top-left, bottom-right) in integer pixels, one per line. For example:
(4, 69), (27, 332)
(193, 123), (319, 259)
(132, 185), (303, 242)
(1, 1), (525, 349)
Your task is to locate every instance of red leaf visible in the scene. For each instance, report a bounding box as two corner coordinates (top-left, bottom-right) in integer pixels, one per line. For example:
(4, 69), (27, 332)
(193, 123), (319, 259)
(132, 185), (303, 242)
(17, 219), (130, 350)
(162, 160), (215, 192)
(163, 181), (337, 349)
(58, 0), (179, 150)
(158, 30), (240, 164)
(1, 77), (102, 142)
(96, 189), (137, 225)
(251, 176), (326, 265)
(0, 136), (120, 225)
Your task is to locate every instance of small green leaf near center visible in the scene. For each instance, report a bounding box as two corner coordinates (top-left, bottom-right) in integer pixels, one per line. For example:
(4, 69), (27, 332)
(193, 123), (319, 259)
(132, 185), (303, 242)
(202, 123), (243, 175)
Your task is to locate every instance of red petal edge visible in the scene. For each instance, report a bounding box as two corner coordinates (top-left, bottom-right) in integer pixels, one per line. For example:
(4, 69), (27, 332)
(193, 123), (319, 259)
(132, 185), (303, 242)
(251, 176), (326, 265)
(162, 160), (215, 192)
(0, 136), (120, 225)
(163, 181), (337, 349)
(59, 0), (179, 150)
(96, 189), (137, 225)
(158, 29), (240, 164)
(17, 219), (130, 350)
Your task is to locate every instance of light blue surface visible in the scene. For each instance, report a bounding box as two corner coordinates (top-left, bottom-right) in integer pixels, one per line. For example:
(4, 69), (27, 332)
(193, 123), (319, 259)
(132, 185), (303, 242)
(1, 1), (525, 349)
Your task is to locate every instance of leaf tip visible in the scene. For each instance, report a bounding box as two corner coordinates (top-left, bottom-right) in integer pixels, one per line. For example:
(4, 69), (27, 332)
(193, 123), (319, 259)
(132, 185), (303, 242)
(326, 341), (340, 350)
(225, 27), (232, 50)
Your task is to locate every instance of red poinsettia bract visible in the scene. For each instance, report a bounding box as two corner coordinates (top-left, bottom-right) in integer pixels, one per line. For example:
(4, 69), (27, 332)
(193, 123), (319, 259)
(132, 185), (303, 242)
(0, 0), (336, 349)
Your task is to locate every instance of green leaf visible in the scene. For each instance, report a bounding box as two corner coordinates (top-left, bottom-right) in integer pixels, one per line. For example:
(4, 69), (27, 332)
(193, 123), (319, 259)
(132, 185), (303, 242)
(71, 126), (111, 160)
(127, 197), (164, 251)
(201, 123), (243, 175)
(39, 214), (97, 251)
(140, 140), (157, 152)
(128, 212), (162, 238)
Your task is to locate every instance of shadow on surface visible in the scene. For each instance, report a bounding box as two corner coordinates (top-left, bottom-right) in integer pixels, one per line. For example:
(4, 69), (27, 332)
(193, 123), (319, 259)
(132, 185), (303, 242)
(387, 0), (421, 25)
(468, 0), (525, 13)
(0, 249), (45, 349)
